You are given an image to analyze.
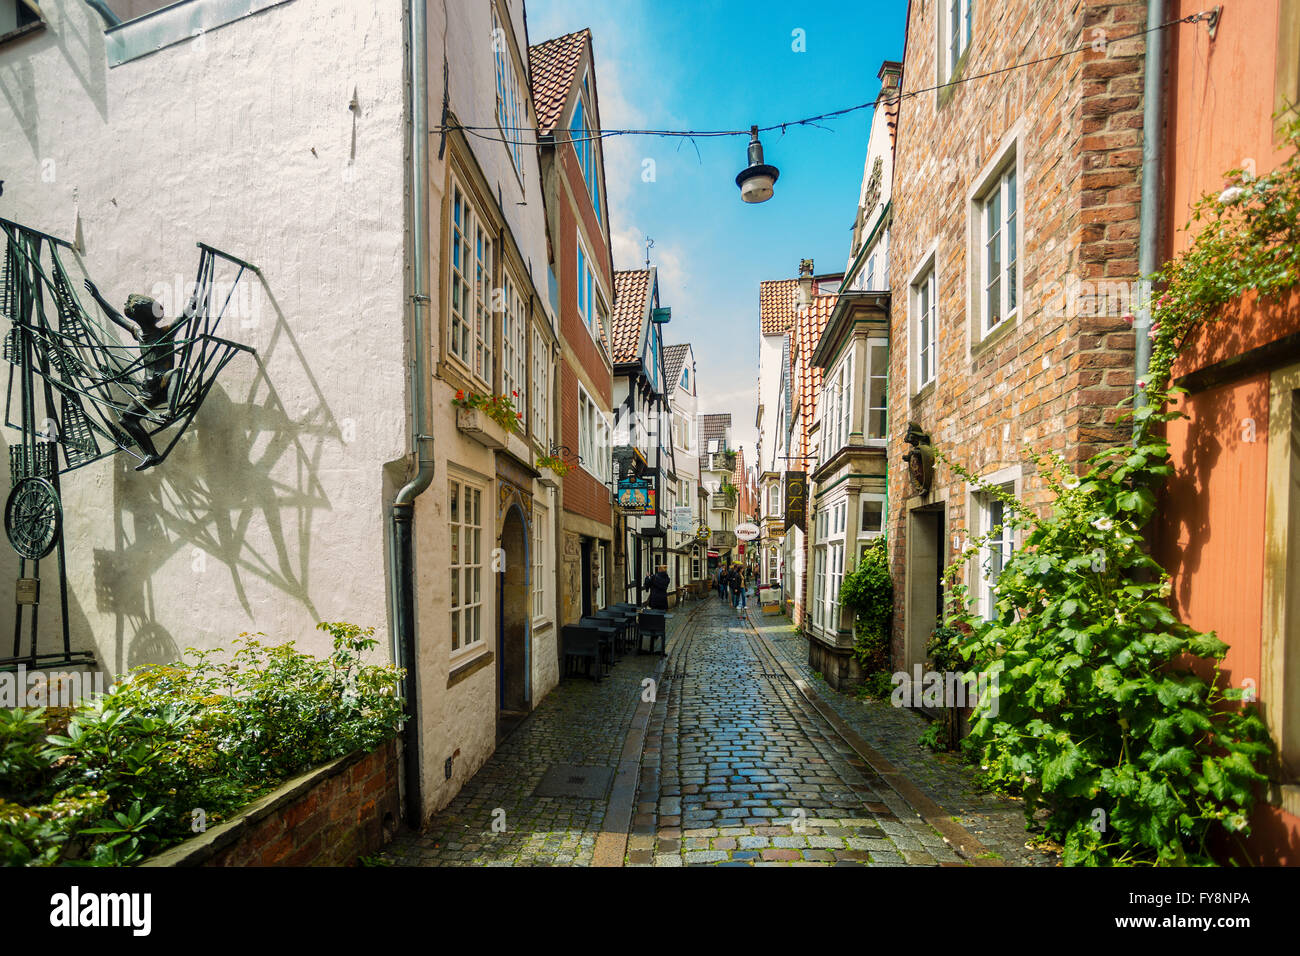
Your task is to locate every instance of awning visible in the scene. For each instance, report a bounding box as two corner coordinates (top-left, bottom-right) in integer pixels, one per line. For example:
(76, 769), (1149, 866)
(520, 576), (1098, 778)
(707, 550), (720, 557)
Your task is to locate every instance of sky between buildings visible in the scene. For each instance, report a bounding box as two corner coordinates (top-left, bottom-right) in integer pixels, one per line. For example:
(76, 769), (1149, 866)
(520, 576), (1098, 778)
(527, 0), (907, 465)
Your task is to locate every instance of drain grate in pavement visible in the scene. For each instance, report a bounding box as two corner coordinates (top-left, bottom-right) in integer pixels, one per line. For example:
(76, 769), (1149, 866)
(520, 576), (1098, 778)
(533, 764), (615, 800)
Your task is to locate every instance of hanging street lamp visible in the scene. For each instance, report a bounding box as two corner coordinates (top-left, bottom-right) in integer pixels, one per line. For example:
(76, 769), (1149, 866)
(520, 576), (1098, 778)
(735, 126), (779, 204)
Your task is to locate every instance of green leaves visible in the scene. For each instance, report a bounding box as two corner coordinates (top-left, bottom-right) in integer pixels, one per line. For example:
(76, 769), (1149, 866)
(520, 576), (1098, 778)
(2, 622), (405, 867)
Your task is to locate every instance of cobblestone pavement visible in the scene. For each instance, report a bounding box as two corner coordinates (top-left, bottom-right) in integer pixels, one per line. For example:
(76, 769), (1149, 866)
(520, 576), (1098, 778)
(379, 596), (1055, 867)
(754, 612), (1060, 866)
(378, 622), (673, 866)
(633, 599), (962, 866)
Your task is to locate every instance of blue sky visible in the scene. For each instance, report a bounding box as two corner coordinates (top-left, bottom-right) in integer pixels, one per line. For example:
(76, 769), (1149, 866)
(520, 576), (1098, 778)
(527, 0), (907, 462)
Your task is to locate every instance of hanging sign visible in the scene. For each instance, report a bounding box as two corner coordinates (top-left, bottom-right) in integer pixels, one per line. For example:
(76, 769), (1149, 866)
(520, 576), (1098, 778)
(783, 471), (807, 532)
(671, 506), (693, 532)
(617, 476), (656, 516)
(734, 522), (760, 541)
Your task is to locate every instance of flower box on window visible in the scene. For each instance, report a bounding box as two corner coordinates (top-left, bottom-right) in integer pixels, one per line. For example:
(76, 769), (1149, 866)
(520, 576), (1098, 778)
(456, 406), (507, 450)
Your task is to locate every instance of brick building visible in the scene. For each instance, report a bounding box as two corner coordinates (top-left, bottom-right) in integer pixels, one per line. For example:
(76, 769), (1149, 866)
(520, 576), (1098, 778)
(886, 0), (1148, 672)
(530, 28), (616, 625)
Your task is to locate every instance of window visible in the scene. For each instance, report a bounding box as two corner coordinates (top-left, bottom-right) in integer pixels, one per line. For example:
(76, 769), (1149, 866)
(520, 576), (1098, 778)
(449, 477), (485, 654)
(492, 5), (527, 183)
(859, 494), (885, 558)
(767, 483), (781, 516)
(814, 501), (847, 630)
(501, 274), (527, 424)
(450, 179), (494, 383)
(578, 386), (610, 483)
(570, 74), (602, 223)
(821, 358), (851, 460)
(912, 261), (937, 390)
(532, 504), (548, 622)
(680, 366), (690, 390)
(576, 237), (603, 334)
(865, 338), (888, 441)
(975, 488), (1014, 620)
(941, 0), (973, 84)
(978, 160), (1018, 335)
(691, 548), (702, 580)
(1, 0), (41, 39)
(593, 543), (607, 609)
(532, 329), (551, 447)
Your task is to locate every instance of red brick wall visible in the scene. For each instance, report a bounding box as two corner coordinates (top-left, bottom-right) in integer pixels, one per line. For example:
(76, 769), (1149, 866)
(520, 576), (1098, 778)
(202, 741), (399, 867)
(886, 0), (1146, 662)
(560, 361), (613, 525)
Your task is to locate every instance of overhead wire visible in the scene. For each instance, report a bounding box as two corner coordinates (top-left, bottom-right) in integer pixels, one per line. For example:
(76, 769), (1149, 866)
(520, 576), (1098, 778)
(433, 10), (1218, 148)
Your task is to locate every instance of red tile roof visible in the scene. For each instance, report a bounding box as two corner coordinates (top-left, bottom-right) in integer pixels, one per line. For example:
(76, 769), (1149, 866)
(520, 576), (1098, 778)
(611, 269), (650, 363)
(528, 29), (590, 137)
(759, 279), (799, 336)
(792, 294), (836, 464)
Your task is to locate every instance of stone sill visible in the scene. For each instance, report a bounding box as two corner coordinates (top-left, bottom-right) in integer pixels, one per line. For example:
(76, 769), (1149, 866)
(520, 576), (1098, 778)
(141, 746), (375, 867)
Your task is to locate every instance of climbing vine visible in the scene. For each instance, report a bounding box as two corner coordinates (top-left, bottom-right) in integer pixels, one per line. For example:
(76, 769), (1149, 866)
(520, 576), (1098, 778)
(934, 120), (1300, 866)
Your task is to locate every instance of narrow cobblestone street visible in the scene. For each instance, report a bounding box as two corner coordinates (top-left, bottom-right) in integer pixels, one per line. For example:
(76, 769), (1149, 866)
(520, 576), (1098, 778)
(380, 597), (1055, 867)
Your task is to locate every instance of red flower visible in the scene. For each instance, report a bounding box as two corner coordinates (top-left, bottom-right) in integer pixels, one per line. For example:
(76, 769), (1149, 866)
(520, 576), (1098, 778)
(516, 412), (523, 418)
(511, 390), (518, 397)
(455, 390), (464, 400)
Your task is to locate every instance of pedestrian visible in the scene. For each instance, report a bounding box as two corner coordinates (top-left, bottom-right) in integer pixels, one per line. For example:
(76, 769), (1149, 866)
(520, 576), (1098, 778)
(730, 564), (748, 610)
(716, 565), (729, 602)
(642, 564), (670, 611)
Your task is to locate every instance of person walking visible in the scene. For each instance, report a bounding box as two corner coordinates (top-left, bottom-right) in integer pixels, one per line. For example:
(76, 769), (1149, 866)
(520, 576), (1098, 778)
(642, 564), (670, 611)
(730, 564), (748, 610)
(716, 565), (729, 602)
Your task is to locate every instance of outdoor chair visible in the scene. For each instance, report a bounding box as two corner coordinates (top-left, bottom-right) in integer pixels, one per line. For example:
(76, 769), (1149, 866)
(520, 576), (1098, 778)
(579, 617), (618, 674)
(638, 609), (667, 656)
(592, 607), (636, 654)
(561, 625), (602, 682)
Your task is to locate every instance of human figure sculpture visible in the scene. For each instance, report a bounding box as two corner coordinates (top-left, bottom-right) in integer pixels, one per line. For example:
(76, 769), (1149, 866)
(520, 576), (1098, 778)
(83, 279), (190, 471)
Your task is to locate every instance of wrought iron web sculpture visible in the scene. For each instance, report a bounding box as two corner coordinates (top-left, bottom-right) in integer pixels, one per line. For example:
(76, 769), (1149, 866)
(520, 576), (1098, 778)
(0, 216), (256, 670)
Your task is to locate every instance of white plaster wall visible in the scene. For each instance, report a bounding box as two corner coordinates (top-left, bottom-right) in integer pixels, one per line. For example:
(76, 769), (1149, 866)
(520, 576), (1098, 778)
(411, 0), (555, 817)
(757, 333), (784, 472)
(0, 0), (407, 674)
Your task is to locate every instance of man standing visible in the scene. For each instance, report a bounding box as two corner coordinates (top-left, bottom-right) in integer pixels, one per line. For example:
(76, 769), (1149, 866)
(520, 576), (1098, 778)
(716, 565), (729, 602)
(730, 564), (748, 610)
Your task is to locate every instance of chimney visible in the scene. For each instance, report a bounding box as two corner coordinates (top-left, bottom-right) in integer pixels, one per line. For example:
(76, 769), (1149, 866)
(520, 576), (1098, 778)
(797, 258), (814, 310)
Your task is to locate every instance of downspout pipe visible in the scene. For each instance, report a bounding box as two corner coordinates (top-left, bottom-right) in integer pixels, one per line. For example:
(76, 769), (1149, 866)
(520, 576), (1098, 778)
(1134, 0), (1166, 415)
(392, 0), (435, 830)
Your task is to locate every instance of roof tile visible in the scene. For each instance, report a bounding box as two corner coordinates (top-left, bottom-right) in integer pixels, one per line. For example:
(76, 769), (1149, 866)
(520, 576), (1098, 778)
(528, 30), (590, 137)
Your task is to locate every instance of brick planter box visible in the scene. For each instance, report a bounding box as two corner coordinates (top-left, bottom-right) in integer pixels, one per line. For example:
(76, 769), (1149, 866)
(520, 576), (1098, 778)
(142, 739), (399, 867)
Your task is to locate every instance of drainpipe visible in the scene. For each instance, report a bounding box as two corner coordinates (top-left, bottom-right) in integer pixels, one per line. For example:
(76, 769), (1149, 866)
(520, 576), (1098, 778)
(1134, 0), (1166, 414)
(390, 0), (435, 830)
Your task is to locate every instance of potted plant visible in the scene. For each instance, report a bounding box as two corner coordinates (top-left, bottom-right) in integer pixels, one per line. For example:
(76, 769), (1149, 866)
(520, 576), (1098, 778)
(535, 452), (571, 488)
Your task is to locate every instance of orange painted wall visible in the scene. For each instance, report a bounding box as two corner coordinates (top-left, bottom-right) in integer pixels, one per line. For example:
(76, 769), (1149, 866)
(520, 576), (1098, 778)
(1160, 0), (1300, 857)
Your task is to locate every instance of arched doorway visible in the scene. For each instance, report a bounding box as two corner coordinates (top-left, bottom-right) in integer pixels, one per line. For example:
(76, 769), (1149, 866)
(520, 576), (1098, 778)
(497, 505), (530, 734)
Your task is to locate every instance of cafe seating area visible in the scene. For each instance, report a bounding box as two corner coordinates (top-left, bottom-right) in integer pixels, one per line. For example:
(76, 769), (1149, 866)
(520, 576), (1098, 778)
(561, 604), (668, 682)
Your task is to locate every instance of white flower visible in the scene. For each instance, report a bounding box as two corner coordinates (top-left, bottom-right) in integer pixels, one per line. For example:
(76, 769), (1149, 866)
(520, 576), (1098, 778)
(1092, 517), (1113, 532)
(1062, 476), (1081, 490)
(1218, 186), (1245, 204)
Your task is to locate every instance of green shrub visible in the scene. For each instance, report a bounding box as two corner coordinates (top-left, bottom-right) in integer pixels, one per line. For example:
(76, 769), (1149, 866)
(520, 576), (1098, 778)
(840, 537), (893, 675)
(1, 622), (404, 866)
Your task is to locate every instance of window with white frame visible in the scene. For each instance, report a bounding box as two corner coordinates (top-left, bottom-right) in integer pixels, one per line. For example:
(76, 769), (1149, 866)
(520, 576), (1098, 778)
(532, 503), (548, 621)
(691, 547), (702, 580)
(912, 260), (937, 391)
(578, 385), (610, 482)
(449, 477), (485, 654)
(974, 487), (1014, 620)
(858, 494), (885, 558)
(864, 337), (888, 441)
(814, 501), (847, 630)
(767, 483), (781, 516)
(977, 157), (1018, 336)
(576, 237), (603, 334)
(821, 358), (851, 461)
(502, 274), (527, 422)
(492, 4), (526, 184)
(941, 0), (973, 84)
(532, 329), (550, 447)
(450, 179), (494, 383)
